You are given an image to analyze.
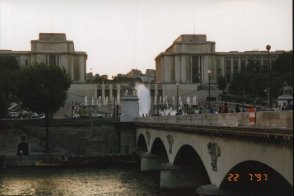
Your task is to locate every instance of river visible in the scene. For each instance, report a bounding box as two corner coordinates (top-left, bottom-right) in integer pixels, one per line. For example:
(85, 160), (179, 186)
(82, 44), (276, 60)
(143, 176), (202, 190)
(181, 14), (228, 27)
(0, 166), (196, 196)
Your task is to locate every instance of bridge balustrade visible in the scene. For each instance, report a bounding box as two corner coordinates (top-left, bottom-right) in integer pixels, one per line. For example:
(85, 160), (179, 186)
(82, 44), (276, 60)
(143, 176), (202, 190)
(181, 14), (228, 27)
(136, 111), (293, 129)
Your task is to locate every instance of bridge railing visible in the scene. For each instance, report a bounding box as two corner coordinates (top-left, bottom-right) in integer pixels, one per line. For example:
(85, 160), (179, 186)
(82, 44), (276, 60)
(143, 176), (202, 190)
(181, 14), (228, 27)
(135, 111), (293, 130)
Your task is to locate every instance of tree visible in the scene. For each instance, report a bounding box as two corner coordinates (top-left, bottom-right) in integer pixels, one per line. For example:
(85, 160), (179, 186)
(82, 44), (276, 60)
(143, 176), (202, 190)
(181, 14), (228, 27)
(18, 63), (71, 152)
(272, 51), (293, 86)
(272, 51), (293, 74)
(0, 89), (8, 119)
(86, 72), (94, 83)
(228, 52), (293, 103)
(0, 56), (20, 117)
(217, 76), (227, 90)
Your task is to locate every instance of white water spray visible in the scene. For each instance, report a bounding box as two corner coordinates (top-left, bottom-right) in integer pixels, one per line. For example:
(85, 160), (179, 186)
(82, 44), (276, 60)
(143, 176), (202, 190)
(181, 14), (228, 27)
(135, 83), (151, 116)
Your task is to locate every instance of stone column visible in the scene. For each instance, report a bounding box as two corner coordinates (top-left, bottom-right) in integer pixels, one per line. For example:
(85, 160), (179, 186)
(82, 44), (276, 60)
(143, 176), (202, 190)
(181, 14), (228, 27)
(140, 153), (167, 171)
(230, 57), (234, 82)
(175, 55), (181, 82)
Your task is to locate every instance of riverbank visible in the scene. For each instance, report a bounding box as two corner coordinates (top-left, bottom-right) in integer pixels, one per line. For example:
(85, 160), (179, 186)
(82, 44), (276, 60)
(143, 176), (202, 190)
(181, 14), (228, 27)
(1, 154), (140, 168)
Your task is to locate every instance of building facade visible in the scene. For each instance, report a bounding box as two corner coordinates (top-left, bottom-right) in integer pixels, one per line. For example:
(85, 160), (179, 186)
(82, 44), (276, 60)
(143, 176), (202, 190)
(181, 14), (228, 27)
(155, 34), (285, 85)
(0, 33), (87, 83)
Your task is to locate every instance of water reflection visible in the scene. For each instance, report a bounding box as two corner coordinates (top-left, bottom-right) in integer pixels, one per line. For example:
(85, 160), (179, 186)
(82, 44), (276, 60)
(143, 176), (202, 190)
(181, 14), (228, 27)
(0, 167), (196, 195)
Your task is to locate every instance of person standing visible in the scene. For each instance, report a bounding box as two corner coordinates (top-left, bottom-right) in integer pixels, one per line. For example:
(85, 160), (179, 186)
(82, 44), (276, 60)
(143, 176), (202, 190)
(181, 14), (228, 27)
(223, 102), (229, 113)
(235, 104), (241, 112)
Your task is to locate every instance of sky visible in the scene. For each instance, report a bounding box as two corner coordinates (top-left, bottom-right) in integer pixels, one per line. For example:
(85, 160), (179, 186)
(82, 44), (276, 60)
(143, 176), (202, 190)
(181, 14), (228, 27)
(0, 0), (292, 77)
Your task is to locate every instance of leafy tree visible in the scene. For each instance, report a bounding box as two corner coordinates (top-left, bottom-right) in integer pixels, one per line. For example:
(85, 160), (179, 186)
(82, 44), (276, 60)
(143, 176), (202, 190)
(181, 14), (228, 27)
(272, 51), (293, 74)
(0, 89), (8, 118)
(86, 72), (94, 83)
(0, 56), (20, 96)
(228, 51), (293, 103)
(272, 51), (293, 85)
(0, 56), (20, 117)
(217, 76), (227, 90)
(18, 63), (71, 152)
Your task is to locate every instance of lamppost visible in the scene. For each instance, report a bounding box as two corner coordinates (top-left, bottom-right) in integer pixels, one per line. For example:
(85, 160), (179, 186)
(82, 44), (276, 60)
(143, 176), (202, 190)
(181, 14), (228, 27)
(71, 101), (74, 118)
(266, 45), (272, 108)
(208, 70), (211, 109)
(176, 82), (179, 111)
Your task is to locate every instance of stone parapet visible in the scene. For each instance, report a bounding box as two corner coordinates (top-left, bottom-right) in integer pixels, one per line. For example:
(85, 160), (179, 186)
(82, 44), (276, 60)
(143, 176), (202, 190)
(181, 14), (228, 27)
(136, 111), (293, 130)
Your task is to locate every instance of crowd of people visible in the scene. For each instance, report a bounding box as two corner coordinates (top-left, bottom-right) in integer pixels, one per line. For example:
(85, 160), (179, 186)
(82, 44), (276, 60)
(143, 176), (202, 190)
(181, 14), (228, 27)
(146, 101), (292, 117)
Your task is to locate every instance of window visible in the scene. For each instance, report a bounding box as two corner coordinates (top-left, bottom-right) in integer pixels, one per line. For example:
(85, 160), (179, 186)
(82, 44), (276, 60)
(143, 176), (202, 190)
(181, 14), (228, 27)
(48, 55), (59, 66)
(158, 89), (163, 97)
(241, 58), (246, 71)
(225, 57), (231, 73)
(191, 56), (200, 83)
(112, 87), (117, 97)
(171, 63), (175, 81)
(150, 89), (155, 97)
(216, 58), (222, 77)
(233, 57), (238, 74)
(73, 64), (80, 81)
(97, 89), (102, 97)
(105, 89), (110, 97)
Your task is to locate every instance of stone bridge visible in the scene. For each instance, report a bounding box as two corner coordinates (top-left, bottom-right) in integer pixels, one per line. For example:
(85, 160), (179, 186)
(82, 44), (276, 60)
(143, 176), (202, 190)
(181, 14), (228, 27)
(134, 111), (293, 195)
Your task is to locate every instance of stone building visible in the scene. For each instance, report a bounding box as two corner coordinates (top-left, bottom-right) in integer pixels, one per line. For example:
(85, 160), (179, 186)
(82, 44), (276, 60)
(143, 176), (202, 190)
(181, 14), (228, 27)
(155, 34), (285, 85)
(0, 33), (87, 83)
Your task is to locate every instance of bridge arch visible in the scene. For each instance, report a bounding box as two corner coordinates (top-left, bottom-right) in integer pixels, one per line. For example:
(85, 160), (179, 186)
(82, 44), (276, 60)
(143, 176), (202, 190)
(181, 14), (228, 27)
(137, 134), (148, 153)
(173, 145), (211, 185)
(150, 137), (169, 162)
(220, 160), (293, 196)
(139, 137), (170, 171)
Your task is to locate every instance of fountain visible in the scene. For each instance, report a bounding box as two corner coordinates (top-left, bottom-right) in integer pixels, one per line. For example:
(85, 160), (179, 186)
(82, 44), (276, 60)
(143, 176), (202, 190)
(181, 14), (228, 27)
(84, 96), (88, 106)
(193, 95), (198, 105)
(187, 96), (191, 107)
(135, 83), (151, 116)
(105, 96), (109, 105)
(98, 96), (102, 107)
(91, 95), (94, 105)
(172, 96), (175, 109)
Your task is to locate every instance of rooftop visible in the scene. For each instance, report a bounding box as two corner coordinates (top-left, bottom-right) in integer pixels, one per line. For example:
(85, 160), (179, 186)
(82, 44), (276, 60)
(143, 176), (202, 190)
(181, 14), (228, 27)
(38, 33), (67, 41)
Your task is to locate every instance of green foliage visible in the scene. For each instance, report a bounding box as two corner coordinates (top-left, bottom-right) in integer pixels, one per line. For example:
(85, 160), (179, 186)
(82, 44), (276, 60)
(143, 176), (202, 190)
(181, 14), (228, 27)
(217, 76), (227, 90)
(272, 51), (293, 88)
(86, 73), (110, 83)
(0, 56), (20, 98)
(87, 72), (143, 84)
(0, 56), (20, 117)
(272, 52), (293, 73)
(0, 88), (8, 118)
(113, 75), (142, 83)
(228, 51), (293, 101)
(17, 63), (71, 117)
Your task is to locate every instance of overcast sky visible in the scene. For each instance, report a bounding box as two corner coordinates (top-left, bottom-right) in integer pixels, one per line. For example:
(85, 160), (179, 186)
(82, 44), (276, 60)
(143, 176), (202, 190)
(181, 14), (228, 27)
(0, 0), (292, 77)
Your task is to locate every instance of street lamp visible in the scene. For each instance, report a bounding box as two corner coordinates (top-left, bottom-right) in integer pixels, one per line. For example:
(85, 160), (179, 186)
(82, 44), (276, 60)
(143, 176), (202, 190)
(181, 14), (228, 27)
(176, 82), (179, 111)
(208, 70), (211, 109)
(266, 45), (272, 108)
(71, 102), (74, 118)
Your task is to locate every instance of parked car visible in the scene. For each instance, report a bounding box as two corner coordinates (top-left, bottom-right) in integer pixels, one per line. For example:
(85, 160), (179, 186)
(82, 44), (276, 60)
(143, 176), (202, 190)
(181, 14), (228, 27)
(8, 112), (20, 118)
(30, 113), (45, 119)
(91, 113), (105, 118)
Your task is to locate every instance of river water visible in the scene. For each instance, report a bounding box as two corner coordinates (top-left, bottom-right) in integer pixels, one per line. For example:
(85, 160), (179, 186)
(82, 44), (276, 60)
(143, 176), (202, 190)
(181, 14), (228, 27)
(0, 166), (196, 196)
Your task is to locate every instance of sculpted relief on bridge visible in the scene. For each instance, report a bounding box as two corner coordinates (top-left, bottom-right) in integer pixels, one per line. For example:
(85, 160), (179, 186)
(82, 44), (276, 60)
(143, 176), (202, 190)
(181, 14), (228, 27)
(207, 142), (220, 172)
